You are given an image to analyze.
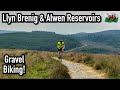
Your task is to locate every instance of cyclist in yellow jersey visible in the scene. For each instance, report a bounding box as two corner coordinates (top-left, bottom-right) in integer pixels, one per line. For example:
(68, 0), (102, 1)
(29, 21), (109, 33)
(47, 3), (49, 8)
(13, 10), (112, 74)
(57, 40), (65, 60)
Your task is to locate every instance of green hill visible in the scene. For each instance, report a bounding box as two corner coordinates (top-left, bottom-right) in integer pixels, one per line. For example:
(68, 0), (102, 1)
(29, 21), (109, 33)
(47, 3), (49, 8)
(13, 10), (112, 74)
(0, 30), (120, 54)
(71, 30), (120, 48)
(0, 31), (82, 52)
(68, 30), (120, 54)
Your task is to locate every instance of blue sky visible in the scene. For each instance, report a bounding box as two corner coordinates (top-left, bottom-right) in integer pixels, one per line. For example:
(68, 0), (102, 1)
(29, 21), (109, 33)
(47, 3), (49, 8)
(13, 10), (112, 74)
(0, 11), (120, 34)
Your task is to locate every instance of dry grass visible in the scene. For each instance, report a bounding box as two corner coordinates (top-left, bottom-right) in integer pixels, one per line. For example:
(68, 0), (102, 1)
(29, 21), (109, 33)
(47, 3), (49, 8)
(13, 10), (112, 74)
(63, 52), (120, 79)
(0, 49), (70, 79)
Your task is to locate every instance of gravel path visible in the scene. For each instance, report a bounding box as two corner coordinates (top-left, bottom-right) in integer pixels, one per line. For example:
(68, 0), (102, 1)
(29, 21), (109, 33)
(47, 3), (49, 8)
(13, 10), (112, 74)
(52, 57), (106, 79)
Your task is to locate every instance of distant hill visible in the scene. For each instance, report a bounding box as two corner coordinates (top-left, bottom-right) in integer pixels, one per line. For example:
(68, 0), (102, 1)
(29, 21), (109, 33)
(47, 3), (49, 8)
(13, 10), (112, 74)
(72, 30), (120, 48)
(0, 30), (24, 34)
(0, 30), (120, 54)
(68, 30), (120, 54)
(0, 31), (82, 52)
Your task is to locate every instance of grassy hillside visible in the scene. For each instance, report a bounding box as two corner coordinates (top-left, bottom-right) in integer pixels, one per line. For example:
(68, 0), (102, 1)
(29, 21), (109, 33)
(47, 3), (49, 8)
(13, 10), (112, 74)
(0, 49), (120, 79)
(0, 31), (82, 52)
(1, 30), (120, 54)
(63, 52), (120, 79)
(0, 49), (70, 79)
(66, 43), (120, 54)
(68, 30), (120, 54)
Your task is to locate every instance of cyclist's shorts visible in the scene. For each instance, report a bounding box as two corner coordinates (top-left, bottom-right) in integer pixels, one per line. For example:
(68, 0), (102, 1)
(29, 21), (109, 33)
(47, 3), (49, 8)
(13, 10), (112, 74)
(57, 48), (62, 51)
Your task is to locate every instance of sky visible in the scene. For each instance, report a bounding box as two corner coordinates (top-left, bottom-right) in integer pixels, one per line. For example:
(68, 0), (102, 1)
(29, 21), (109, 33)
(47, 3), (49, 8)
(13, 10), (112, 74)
(0, 11), (120, 34)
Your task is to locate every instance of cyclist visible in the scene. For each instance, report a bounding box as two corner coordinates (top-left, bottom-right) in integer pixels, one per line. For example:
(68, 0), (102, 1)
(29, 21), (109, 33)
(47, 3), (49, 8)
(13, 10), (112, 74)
(57, 40), (65, 61)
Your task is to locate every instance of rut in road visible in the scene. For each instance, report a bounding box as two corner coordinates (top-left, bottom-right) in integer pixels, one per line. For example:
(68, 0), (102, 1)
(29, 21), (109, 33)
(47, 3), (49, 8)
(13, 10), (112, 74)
(52, 57), (106, 79)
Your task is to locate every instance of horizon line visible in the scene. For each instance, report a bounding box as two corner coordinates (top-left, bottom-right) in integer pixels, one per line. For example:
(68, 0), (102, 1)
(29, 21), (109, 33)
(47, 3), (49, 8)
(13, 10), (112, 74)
(0, 29), (120, 35)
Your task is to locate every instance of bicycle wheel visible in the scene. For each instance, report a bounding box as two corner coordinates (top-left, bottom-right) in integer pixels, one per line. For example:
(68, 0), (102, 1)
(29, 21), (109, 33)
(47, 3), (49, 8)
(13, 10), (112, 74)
(60, 51), (62, 62)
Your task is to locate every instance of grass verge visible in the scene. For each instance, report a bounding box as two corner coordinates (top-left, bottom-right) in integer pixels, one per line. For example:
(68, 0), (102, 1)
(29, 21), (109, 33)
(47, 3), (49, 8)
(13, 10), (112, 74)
(62, 52), (120, 79)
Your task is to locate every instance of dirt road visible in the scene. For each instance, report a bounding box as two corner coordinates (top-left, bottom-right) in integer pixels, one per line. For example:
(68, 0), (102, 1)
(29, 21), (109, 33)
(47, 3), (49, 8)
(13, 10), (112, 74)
(52, 57), (106, 79)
